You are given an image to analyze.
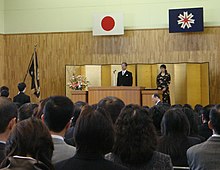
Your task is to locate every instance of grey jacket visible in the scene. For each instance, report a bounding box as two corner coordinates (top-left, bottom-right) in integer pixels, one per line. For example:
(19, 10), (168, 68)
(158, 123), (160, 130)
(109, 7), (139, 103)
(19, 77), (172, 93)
(52, 136), (76, 164)
(187, 136), (220, 170)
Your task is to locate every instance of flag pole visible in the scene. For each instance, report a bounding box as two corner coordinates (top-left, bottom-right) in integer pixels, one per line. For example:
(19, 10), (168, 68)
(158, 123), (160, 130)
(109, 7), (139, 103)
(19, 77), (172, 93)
(23, 44), (37, 83)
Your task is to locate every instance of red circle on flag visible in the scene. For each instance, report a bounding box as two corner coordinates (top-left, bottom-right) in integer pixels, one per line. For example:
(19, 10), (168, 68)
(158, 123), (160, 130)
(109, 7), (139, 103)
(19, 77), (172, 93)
(101, 16), (115, 31)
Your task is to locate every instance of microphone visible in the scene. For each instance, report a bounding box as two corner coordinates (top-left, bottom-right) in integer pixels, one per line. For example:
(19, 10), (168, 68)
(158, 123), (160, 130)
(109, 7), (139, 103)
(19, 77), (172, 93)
(113, 70), (117, 74)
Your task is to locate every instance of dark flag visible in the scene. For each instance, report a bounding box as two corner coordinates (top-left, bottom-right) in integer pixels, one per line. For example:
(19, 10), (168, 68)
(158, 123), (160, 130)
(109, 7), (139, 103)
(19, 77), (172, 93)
(169, 7), (204, 33)
(29, 49), (40, 98)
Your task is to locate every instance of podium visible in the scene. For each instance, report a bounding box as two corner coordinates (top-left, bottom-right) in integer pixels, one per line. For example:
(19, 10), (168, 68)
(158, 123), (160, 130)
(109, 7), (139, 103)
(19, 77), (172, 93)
(88, 87), (145, 105)
(71, 91), (88, 103)
(142, 89), (163, 107)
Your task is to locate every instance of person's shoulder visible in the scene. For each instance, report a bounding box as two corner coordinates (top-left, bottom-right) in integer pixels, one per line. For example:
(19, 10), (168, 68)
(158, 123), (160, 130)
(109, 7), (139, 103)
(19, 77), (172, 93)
(102, 159), (128, 170)
(55, 157), (74, 170)
(187, 136), (201, 145)
(152, 151), (171, 162)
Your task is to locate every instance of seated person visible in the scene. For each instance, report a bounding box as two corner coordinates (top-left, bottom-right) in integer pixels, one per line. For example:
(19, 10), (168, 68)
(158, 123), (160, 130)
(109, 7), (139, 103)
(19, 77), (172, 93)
(55, 105), (128, 170)
(157, 108), (201, 167)
(17, 103), (38, 122)
(0, 118), (54, 170)
(106, 104), (173, 170)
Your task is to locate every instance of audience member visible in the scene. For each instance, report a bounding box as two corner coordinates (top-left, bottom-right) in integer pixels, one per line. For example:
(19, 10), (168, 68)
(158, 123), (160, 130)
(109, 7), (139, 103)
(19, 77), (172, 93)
(0, 90), (9, 98)
(42, 96), (76, 164)
(152, 94), (162, 106)
(106, 104), (173, 170)
(187, 104), (220, 170)
(0, 118), (54, 170)
(198, 104), (214, 140)
(64, 101), (87, 146)
(194, 104), (203, 115)
(97, 96), (125, 124)
(157, 108), (200, 167)
(183, 107), (205, 142)
(55, 105), (128, 170)
(149, 104), (168, 136)
(13, 82), (30, 107)
(17, 103), (38, 122)
(0, 86), (9, 95)
(0, 97), (17, 164)
(33, 98), (49, 118)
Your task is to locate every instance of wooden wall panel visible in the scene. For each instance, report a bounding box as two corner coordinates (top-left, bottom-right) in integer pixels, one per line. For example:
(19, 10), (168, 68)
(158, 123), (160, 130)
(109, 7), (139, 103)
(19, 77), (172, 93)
(1, 28), (220, 104)
(0, 34), (4, 86)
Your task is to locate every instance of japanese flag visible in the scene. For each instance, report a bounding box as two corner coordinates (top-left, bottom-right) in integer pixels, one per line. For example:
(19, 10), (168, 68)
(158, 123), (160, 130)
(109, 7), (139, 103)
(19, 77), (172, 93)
(93, 13), (124, 36)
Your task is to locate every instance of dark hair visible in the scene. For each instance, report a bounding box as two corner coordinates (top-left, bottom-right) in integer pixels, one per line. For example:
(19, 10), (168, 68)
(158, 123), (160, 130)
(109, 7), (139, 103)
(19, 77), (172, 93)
(201, 104), (215, 122)
(160, 64), (166, 69)
(0, 97), (17, 133)
(183, 104), (193, 110)
(17, 82), (26, 92)
(182, 107), (199, 136)
(0, 86), (9, 92)
(152, 93), (160, 99)
(18, 103), (38, 122)
(121, 62), (128, 66)
(74, 105), (114, 154)
(210, 105), (220, 134)
(0, 90), (9, 97)
(194, 104), (203, 115)
(149, 105), (168, 134)
(158, 108), (190, 159)
(43, 96), (74, 132)
(33, 98), (50, 118)
(3, 118), (54, 169)
(71, 101), (87, 127)
(113, 104), (157, 165)
(98, 96), (125, 124)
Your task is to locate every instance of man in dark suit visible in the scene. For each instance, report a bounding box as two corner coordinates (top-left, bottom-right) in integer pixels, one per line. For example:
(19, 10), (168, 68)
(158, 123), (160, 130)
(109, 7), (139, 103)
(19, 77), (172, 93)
(187, 104), (220, 170)
(13, 82), (30, 107)
(0, 97), (17, 163)
(152, 93), (162, 106)
(117, 62), (133, 86)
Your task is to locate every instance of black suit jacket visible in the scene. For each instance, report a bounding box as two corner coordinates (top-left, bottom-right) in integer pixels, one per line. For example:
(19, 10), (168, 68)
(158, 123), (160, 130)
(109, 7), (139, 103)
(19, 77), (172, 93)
(13, 92), (30, 107)
(0, 142), (5, 164)
(55, 152), (128, 170)
(198, 122), (213, 140)
(117, 71), (133, 86)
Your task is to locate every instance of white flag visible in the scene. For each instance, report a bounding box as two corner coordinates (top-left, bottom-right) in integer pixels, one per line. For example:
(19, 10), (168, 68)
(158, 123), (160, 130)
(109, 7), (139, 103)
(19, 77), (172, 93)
(93, 13), (124, 36)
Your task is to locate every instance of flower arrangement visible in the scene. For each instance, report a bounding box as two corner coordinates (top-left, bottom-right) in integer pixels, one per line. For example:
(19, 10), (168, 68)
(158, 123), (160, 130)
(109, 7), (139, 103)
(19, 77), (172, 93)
(67, 75), (89, 91)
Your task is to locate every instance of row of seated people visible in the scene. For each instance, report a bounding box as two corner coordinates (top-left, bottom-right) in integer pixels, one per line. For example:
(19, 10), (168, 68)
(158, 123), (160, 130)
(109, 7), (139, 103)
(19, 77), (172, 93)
(0, 92), (218, 169)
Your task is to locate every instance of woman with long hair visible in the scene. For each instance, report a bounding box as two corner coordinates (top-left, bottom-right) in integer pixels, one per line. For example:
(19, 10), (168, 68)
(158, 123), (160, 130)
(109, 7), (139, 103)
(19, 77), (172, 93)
(157, 64), (171, 104)
(0, 118), (54, 170)
(107, 104), (173, 170)
(157, 108), (200, 166)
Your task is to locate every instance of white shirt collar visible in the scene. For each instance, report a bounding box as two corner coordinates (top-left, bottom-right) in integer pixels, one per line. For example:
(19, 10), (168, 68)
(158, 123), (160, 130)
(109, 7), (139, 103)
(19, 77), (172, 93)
(13, 155), (35, 161)
(122, 70), (126, 75)
(0, 141), (6, 144)
(212, 134), (220, 137)
(51, 135), (64, 141)
(155, 100), (161, 105)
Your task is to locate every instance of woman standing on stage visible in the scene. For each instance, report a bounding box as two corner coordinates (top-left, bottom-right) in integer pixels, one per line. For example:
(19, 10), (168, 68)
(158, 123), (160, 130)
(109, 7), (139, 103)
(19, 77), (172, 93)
(157, 64), (171, 104)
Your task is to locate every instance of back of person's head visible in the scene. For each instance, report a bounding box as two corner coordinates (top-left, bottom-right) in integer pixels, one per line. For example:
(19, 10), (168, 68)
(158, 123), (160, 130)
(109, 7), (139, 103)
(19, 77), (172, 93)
(0, 97), (17, 134)
(0, 90), (9, 97)
(43, 96), (74, 132)
(0, 86), (9, 93)
(113, 104), (157, 165)
(98, 96), (125, 124)
(74, 105), (114, 154)
(3, 118), (54, 169)
(71, 101), (87, 127)
(209, 105), (220, 135)
(18, 103), (38, 122)
(183, 104), (193, 110)
(161, 108), (190, 137)
(183, 107), (199, 136)
(194, 104), (203, 115)
(149, 105), (167, 133)
(33, 98), (50, 118)
(17, 82), (26, 92)
(201, 104), (215, 122)
(152, 93), (160, 99)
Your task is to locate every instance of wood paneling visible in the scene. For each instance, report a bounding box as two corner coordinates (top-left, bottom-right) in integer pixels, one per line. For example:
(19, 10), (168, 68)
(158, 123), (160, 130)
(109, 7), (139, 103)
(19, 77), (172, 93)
(1, 28), (220, 104)
(0, 34), (4, 86)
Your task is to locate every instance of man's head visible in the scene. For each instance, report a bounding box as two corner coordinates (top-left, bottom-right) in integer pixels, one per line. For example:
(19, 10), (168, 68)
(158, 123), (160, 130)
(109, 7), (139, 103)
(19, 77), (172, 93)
(209, 105), (220, 135)
(0, 86), (9, 93)
(17, 82), (26, 92)
(43, 96), (74, 133)
(0, 90), (9, 98)
(152, 93), (160, 104)
(98, 96), (125, 124)
(0, 97), (17, 135)
(121, 62), (127, 71)
(201, 104), (215, 123)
